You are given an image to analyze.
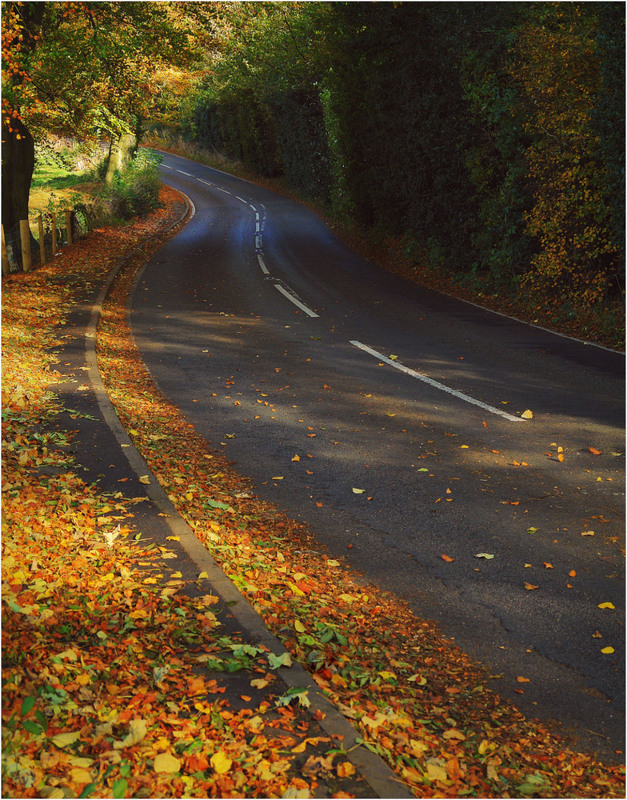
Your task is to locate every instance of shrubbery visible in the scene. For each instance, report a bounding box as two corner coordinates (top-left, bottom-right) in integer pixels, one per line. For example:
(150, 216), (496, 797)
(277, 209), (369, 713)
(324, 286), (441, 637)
(104, 148), (163, 220)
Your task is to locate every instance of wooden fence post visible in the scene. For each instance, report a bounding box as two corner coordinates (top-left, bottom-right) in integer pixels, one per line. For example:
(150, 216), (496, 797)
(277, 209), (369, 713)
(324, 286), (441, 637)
(51, 213), (57, 254)
(19, 219), (32, 272)
(1, 225), (8, 276)
(65, 209), (72, 246)
(38, 214), (46, 266)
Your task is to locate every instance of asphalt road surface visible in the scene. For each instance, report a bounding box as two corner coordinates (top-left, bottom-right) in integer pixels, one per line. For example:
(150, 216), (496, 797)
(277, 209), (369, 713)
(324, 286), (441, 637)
(130, 152), (625, 760)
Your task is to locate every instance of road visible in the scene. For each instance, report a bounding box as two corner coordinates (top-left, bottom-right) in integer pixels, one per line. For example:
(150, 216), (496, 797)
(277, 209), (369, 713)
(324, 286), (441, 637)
(129, 152), (625, 759)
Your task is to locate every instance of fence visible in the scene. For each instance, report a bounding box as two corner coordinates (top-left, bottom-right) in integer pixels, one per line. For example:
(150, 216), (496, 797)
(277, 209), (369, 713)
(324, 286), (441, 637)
(1, 203), (101, 276)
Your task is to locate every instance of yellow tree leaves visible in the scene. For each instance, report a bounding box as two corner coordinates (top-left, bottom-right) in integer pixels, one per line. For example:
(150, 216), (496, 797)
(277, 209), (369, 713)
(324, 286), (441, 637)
(512, 4), (621, 306)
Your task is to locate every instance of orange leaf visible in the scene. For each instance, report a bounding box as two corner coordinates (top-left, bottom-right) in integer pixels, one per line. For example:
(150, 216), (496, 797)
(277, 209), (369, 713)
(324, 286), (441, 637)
(589, 447), (602, 455)
(524, 583), (539, 590)
(517, 676), (530, 683)
(441, 554), (454, 563)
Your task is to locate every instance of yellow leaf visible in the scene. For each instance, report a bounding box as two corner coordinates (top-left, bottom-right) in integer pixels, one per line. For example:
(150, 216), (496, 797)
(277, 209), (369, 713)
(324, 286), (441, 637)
(294, 619), (306, 633)
(352, 487), (365, 493)
(251, 678), (269, 689)
(443, 728), (466, 741)
(291, 454), (300, 461)
(153, 752), (181, 774)
(598, 602), (615, 610)
(521, 409), (533, 419)
(210, 751), (232, 774)
(581, 530), (595, 536)
(339, 593), (355, 603)
(288, 582), (305, 596)
(524, 583), (539, 591)
(272, 476), (284, 481)
(114, 718), (147, 750)
(337, 761), (356, 778)
(410, 738), (429, 756)
(51, 731), (81, 748)
(601, 647), (615, 654)
(166, 536), (180, 541)
(426, 761), (448, 782)
(138, 475), (150, 485)
(378, 670), (396, 681)
(75, 673), (91, 686)
(70, 768), (92, 784)
(291, 741), (308, 753)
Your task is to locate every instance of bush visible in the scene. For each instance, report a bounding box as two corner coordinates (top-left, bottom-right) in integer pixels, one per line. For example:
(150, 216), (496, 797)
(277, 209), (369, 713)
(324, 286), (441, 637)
(105, 149), (163, 219)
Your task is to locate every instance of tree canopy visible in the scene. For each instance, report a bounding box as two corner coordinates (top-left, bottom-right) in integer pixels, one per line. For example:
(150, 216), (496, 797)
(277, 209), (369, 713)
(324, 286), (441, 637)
(1, 1), (211, 232)
(186, 1), (624, 311)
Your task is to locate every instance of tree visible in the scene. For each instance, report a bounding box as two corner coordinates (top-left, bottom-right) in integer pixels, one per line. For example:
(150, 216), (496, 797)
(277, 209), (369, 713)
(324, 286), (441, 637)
(1, 1), (211, 240)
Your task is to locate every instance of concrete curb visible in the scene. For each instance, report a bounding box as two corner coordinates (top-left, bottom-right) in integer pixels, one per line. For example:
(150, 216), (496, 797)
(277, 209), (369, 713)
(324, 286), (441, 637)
(85, 191), (414, 799)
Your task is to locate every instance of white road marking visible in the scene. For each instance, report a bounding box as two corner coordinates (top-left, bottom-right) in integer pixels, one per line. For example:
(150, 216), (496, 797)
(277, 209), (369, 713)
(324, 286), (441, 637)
(256, 222), (260, 233)
(197, 178), (213, 186)
(176, 170), (192, 176)
(257, 253), (270, 275)
(215, 187), (231, 195)
(250, 205), (257, 212)
(275, 285), (319, 318)
(350, 340), (525, 421)
(236, 195), (247, 203)
(255, 235), (262, 249)
(162, 164), (174, 170)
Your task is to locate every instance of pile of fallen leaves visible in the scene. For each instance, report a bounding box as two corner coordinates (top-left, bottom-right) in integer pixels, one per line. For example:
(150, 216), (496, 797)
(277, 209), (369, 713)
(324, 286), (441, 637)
(2, 193), (368, 800)
(3, 186), (624, 798)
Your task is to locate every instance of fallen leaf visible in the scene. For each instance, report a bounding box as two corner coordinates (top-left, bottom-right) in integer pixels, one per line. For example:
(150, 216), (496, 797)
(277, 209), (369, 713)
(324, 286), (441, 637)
(51, 731), (81, 748)
(336, 761), (356, 778)
(352, 488), (365, 494)
(581, 530), (595, 536)
(521, 409), (533, 419)
(517, 676), (530, 683)
(598, 602), (615, 610)
(524, 583), (539, 591)
(441, 554), (454, 562)
(601, 646), (615, 655)
(210, 751), (232, 774)
(291, 454), (300, 461)
(114, 718), (147, 749)
(138, 475), (150, 484)
(443, 727), (466, 741)
(475, 553), (494, 560)
(589, 446), (602, 455)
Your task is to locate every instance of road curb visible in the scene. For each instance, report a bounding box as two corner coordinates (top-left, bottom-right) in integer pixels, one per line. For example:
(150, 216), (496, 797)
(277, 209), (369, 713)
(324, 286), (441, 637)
(85, 191), (414, 799)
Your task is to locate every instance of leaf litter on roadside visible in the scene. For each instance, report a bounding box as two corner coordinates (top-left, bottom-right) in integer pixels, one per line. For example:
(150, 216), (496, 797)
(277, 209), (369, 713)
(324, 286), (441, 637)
(3, 187), (624, 799)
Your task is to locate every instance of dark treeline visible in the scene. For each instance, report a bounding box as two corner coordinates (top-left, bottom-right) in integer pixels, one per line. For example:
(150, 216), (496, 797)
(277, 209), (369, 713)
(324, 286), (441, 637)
(184, 2), (624, 312)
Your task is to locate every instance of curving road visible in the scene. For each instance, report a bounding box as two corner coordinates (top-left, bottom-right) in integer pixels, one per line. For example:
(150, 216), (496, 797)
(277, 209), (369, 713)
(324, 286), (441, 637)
(130, 152), (625, 759)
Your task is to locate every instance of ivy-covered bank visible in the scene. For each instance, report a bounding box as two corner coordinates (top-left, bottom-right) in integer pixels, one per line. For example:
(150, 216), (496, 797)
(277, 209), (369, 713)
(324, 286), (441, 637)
(173, 2), (624, 341)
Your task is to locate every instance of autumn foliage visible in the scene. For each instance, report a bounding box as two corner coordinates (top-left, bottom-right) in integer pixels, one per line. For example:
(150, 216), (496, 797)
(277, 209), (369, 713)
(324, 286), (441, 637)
(180, 2), (624, 339)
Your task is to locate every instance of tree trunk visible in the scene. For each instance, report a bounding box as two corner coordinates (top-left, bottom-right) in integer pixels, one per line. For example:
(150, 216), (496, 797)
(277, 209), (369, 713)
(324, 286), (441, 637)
(105, 131), (137, 185)
(1, 118), (36, 269)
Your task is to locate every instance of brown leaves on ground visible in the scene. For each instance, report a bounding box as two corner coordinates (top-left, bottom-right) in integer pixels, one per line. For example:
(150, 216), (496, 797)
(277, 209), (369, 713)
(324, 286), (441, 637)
(3, 187), (625, 799)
